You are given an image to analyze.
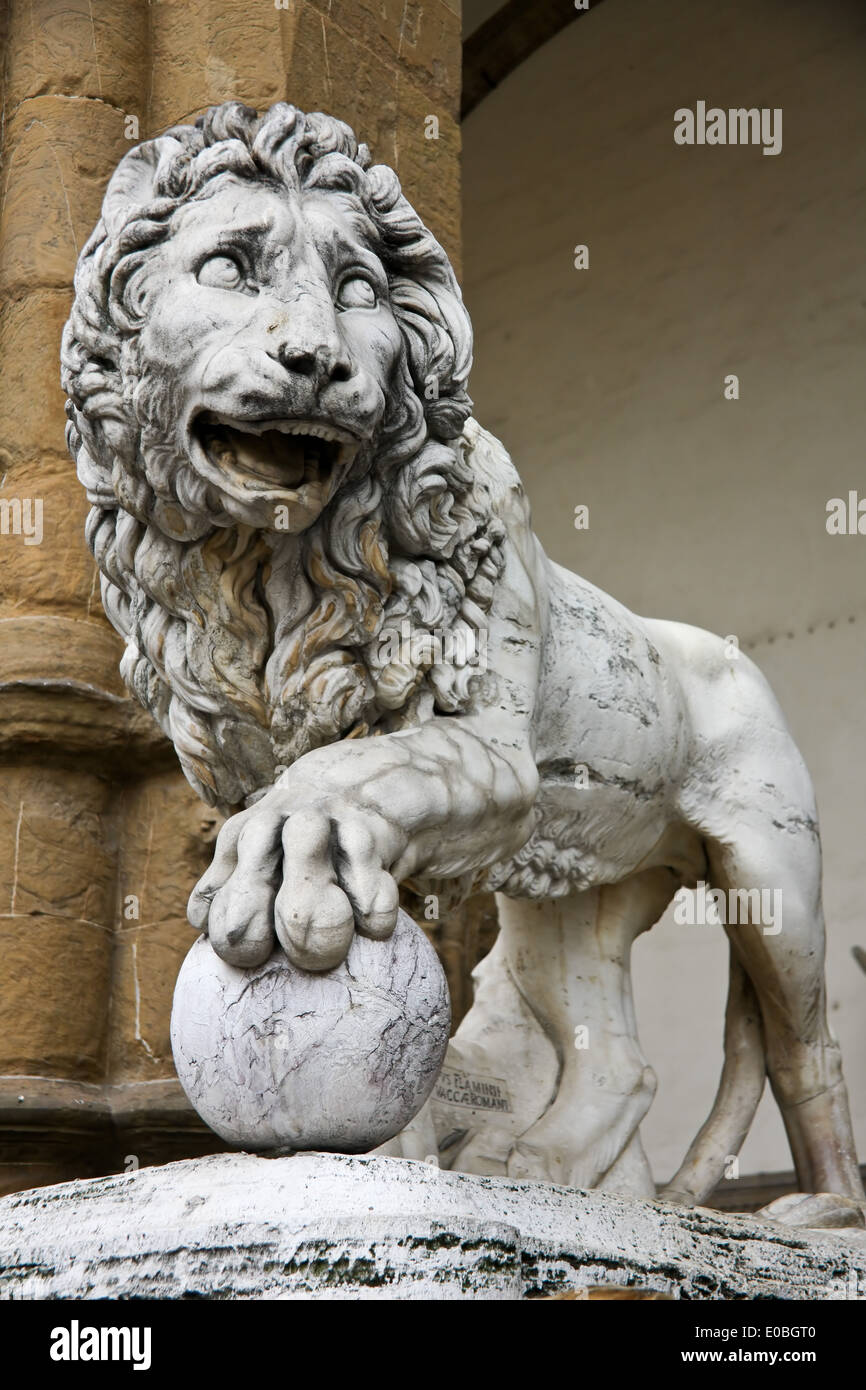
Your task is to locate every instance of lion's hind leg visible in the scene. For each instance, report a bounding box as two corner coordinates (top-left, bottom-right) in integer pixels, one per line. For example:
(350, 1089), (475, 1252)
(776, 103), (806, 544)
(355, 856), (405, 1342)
(656, 618), (864, 1223)
(690, 789), (864, 1222)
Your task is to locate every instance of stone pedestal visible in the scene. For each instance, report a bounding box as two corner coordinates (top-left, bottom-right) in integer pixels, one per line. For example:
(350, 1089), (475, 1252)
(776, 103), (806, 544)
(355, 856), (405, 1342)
(1, 1152), (864, 1300)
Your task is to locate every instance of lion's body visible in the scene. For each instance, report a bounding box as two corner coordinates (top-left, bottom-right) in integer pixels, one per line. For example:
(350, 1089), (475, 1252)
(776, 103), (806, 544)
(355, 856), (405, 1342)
(457, 421), (802, 908)
(63, 101), (862, 1214)
(408, 422), (858, 1203)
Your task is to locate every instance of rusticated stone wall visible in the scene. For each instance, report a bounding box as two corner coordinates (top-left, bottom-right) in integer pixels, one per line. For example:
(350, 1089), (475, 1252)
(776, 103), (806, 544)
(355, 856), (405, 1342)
(0, 0), (462, 1195)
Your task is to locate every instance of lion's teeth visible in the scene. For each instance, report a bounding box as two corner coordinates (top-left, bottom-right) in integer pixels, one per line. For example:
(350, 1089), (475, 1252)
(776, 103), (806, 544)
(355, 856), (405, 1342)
(197, 418), (347, 491)
(281, 422), (340, 442)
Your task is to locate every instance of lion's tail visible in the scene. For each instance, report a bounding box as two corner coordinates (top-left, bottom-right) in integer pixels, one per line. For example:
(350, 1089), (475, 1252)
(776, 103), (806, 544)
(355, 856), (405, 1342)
(659, 944), (766, 1207)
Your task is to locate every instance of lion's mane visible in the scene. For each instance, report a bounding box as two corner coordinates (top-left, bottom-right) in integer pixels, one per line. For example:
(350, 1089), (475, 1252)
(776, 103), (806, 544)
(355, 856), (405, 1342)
(61, 102), (505, 811)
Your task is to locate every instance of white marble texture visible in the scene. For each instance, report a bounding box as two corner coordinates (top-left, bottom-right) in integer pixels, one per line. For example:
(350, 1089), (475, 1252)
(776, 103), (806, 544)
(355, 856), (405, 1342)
(1, 1152), (865, 1301)
(171, 912), (449, 1151)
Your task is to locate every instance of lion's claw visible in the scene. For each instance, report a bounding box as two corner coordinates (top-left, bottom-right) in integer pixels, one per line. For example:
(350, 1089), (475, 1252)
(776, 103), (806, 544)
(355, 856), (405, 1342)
(187, 786), (400, 971)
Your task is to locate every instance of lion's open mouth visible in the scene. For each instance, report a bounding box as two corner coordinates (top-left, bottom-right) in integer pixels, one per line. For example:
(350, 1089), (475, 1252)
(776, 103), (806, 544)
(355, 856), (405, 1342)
(193, 416), (356, 490)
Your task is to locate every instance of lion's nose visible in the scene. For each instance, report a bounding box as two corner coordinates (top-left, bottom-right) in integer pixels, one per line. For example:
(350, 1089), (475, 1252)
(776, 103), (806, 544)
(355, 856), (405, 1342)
(274, 343), (352, 387)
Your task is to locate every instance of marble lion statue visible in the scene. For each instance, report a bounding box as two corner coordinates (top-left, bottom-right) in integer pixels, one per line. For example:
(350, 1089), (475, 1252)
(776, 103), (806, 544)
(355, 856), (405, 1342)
(62, 101), (862, 1224)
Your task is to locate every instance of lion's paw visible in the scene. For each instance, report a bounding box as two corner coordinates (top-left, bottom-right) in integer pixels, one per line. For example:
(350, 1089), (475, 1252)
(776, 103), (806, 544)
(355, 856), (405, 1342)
(506, 1113), (595, 1187)
(756, 1192), (866, 1231)
(506, 1141), (561, 1185)
(188, 784), (400, 972)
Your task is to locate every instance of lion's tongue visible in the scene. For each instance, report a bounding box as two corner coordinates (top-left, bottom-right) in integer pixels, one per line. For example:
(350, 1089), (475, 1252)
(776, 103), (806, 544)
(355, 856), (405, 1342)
(215, 426), (311, 486)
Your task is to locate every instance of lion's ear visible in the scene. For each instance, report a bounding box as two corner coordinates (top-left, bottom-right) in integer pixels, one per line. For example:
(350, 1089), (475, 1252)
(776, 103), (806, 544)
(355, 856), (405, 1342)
(101, 138), (182, 238)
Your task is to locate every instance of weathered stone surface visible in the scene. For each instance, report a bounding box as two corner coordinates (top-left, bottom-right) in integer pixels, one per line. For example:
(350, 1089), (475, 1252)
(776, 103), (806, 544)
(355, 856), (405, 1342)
(0, 761), (114, 1082)
(0, 1078), (226, 1202)
(149, 0), (295, 131)
(1, 765), (115, 922)
(0, 468), (95, 615)
(0, 97), (129, 293)
(114, 774), (221, 936)
(394, 73), (461, 265)
(286, 5), (400, 169)
(112, 921), (196, 1082)
(306, 0), (461, 116)
(109, 772), (219, 1083)
(0, 915), (111, 1080)
(4, 0), (149, 113)
(0, 617), (126, 695)
(0, 291), (72, 466)
(171, 913), (450, 1151)
(1, 1151), (864, 1300)
(0, 686), (168, 768)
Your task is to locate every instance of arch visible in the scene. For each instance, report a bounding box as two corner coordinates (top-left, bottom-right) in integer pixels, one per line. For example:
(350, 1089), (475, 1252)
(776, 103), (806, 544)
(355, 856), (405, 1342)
(462, 0), (606, 118)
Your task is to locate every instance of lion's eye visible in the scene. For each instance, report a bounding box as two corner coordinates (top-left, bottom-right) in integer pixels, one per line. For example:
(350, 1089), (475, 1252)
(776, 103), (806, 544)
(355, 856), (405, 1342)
(197, 254), (245, 290)
(336, 276), (377, 310)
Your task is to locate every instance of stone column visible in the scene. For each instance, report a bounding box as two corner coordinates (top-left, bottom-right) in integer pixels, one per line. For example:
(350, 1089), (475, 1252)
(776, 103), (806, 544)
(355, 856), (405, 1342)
(0, 0), (462, 1194)
(0, 0), (157, 1196)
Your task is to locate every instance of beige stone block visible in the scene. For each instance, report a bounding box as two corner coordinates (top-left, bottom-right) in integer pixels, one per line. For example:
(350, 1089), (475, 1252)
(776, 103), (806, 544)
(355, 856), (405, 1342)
(149, 0), (292, 133)
(4, 0), (149, 115)
(0, 615), (126, 695)
(394, 75), (461, 270)
(109, 919), (195, 1082)
(2, 764), (115, 925)
(0, 686), (168, 773)
(285, 5), (399, 169)
(308, 0), (460, 117)
(0, 456), (95, 614)
(0, 916), (111, 1079)
(117, 771), (219, 929)
(0, 772), (24, 916)
(0, 97), (127, 293)
(0, 290), (72, 462)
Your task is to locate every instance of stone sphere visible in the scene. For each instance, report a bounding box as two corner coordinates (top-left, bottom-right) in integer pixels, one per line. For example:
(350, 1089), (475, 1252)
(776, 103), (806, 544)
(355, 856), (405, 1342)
(171, 910), (450, 1153)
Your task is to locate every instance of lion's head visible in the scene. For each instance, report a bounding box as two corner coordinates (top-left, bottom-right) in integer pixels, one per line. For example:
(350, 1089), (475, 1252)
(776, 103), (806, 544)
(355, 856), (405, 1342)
(62, 102), (505, 811)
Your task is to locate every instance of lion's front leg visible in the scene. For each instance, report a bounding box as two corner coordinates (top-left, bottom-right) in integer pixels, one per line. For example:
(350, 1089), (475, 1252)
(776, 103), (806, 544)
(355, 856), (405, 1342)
(188, 721), (538, 970)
